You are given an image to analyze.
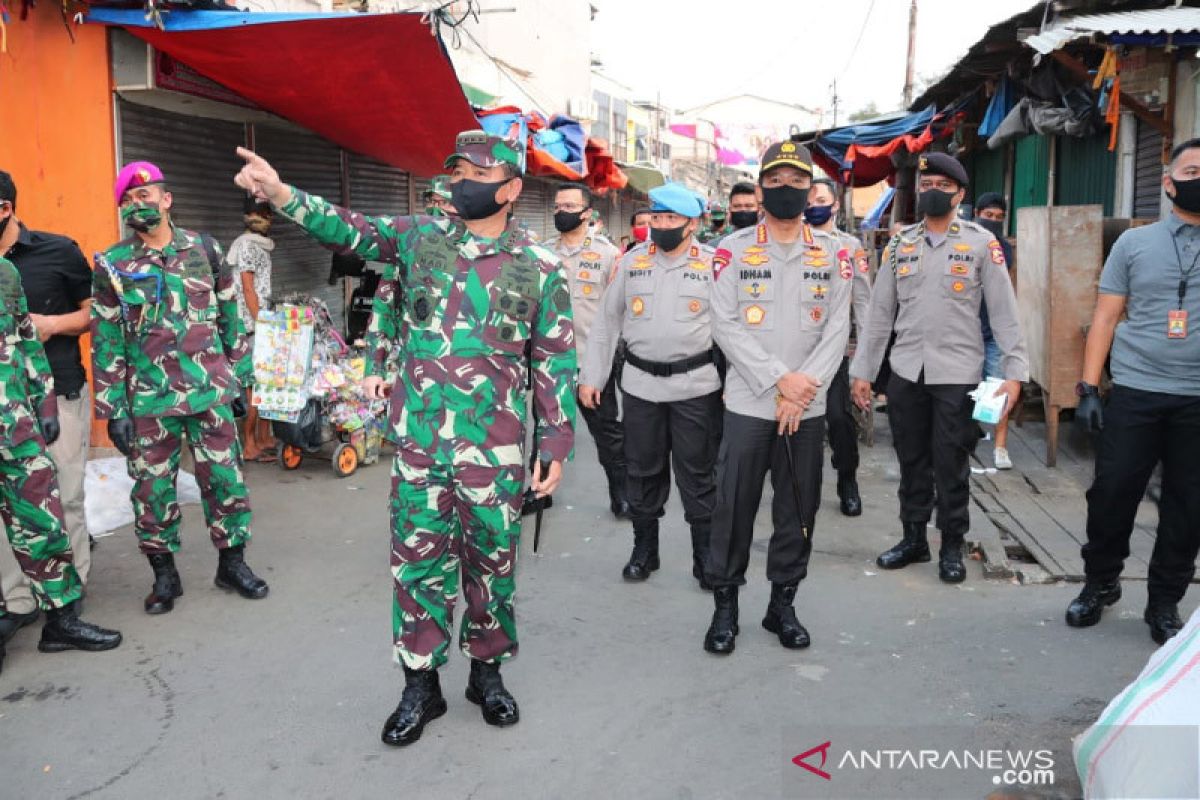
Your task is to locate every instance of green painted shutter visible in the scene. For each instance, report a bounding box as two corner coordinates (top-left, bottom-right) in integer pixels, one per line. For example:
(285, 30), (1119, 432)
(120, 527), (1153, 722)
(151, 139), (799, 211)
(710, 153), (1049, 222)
(971, 146), (1006, 199)
(1054, 134), (1116, 215)
(1013, 135), (1050, 214)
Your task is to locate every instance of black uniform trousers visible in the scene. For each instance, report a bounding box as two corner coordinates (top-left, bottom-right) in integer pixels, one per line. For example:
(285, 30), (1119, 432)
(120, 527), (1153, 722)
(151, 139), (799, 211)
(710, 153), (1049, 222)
(826, 357), (859, 474)
(1083, 385), (1200, 604)
(887, 372), (977, 536)
(706, 411), (824, 587)
(579, 370), (625, 476)
(622, 390), (721, 526)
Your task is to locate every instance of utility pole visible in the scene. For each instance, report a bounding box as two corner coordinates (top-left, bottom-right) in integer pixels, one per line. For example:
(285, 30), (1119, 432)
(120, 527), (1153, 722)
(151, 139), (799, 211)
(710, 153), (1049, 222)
(831, 79), (840, 128)
(902, 0), (918, 108)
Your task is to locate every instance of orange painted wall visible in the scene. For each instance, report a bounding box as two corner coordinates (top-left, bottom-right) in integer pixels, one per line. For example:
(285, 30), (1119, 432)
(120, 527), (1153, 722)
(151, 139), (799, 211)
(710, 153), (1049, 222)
(0, 7), (118, 444)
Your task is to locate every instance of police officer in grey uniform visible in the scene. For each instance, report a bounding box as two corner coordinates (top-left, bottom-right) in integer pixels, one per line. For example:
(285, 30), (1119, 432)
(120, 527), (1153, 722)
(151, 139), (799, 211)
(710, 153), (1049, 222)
(804, 178), (872, 516)
(703, 142), (852, 655)
(581, 182), (720, 589)
(546, 182), (628, 517)
(850, 153), (1028, 583)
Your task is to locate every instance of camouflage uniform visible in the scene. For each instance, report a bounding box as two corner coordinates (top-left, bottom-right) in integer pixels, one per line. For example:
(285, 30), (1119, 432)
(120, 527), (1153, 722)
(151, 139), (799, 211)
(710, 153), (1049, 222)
(0, 258), (81, 611)
(276, 173), (576, 671)
(91, 227), (253, 556)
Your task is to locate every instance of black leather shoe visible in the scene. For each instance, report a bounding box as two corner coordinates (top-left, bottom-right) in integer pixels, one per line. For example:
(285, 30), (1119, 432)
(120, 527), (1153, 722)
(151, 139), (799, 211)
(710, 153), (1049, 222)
(938, 536), (967, 584)
(622, 523), (660, 581)
(381, 668), (447, 746)
(466, 660), (519, 727)
(762, 583), (810, 648)
(837, 474), (862, 517)
(0, 608), (40, 644)
(1145, 603), (1184, 645)
(215, 545), (269, 600)
(1065, 581), (1122, 628)
(144, 552), (183, 615)
(704, 586), (739, 654)
(38, 601), (122, 652)
(876, 522), (931, 570)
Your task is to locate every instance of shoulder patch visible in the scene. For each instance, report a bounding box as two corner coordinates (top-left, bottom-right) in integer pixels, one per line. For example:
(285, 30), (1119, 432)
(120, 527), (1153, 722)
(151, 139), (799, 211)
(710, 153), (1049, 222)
(713, 248), (732, 280)
(988, 240), (1006, 266)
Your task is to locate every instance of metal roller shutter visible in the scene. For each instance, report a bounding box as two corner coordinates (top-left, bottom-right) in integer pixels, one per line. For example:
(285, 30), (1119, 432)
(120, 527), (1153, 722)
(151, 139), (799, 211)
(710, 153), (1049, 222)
(514, 177), (551, 240)
(118, 99), (247, 253)
(252, 124), (346, 323)
(1133, 121), (1164, 220)
(347, 153), (410, 216)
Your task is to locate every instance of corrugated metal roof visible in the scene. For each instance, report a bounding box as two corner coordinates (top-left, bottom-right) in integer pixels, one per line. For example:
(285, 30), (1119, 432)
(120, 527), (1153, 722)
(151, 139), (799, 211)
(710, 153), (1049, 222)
(1025, 6), (1200, 54)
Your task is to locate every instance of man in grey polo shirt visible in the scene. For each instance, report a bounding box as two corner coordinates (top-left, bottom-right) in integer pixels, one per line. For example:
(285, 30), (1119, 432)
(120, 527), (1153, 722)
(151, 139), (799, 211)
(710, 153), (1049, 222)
(1067, 137), (1200, 646)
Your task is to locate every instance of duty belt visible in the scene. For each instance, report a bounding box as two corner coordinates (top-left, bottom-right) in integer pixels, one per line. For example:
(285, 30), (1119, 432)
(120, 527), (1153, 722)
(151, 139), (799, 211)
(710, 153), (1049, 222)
(624, 348), (715, 378)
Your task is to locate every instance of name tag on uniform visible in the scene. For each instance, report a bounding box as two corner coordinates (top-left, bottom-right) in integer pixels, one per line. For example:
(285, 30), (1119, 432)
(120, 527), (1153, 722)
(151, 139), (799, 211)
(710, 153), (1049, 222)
(1168, 309), (1188, 339)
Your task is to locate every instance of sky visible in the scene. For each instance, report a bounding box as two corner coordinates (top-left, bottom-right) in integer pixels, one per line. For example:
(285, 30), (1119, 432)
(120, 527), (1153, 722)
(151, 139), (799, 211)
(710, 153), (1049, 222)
(591, 0), (1041, 117)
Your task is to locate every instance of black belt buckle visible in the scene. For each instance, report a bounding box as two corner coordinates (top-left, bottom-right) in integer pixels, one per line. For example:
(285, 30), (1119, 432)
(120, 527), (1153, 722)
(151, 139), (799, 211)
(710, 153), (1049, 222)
(59, 390), (82, 401)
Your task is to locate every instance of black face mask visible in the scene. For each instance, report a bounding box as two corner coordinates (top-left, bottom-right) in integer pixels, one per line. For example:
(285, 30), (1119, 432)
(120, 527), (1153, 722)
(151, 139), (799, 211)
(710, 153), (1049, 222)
(650, 222), (690, 252)
(917, 189), (956, 218)
(729, 210), (758, 229)
(710, 216), (726, 228)
(976, 217), (1005, 239)
(553, 209), (587, 233)
(760, 186), (809, 220)
(450, 178), (510, 221)
(1168, 176), (1200, 214)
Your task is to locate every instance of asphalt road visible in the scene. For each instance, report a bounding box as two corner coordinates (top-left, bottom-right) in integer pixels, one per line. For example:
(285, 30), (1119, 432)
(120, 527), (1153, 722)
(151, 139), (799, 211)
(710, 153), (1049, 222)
(1, 427), (1190, 799)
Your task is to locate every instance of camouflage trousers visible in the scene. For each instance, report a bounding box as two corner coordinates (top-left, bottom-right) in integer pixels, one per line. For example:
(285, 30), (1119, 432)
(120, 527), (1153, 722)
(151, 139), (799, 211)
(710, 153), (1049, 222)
(0, 439), (81, 611)
(129, 404), (251, 555)
(390, 451), (524, 671)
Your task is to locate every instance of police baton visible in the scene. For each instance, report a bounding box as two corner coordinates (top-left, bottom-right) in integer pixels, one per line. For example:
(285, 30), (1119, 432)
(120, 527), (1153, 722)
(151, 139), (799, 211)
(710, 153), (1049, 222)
(532, 457), (553, 553)
(781, 433), (811, 541)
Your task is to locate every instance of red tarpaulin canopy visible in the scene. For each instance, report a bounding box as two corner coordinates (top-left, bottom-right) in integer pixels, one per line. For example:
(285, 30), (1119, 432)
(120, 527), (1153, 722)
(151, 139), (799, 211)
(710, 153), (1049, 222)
(92, 11), (480, 177)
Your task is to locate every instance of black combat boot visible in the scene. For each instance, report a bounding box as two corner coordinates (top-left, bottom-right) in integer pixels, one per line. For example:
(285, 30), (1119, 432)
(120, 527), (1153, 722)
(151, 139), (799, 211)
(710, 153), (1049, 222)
(762, 583), (811, 649)
(1065, 581), (1122, 628)
(837, 472), (862, 517)
(1144, 601), (1184, 645)
(215, 545), (269, 599)
(704, 586), (739, 654)
(938, 533), (967, 584)
(381, 667), (447, 746)
(38, 601), (122, 652)
(605, 465), (631, 519)
(622, 520), (660, 581)
(144, 552), (183, 614)
(690, 523), (713, 591)
(466, 659), (520, 727)
(876, 522), (931, 570)
(0, 608), (39, 644)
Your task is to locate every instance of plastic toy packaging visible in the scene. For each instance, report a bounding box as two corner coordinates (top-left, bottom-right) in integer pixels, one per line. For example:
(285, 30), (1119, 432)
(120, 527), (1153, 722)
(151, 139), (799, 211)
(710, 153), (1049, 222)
(969, 377), (1009, 424)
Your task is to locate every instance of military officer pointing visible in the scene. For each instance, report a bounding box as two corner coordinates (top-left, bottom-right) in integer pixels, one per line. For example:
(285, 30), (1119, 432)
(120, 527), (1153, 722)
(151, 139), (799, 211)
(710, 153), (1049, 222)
(93, 162), (268, 615)
(0, 257), (121, 673)
(546, 182), (628, 518)
(702, 142), (852, 655)
(849, 152), (1028, 583)
(580, 182), (721, 590)
(235, 131), (576, 747)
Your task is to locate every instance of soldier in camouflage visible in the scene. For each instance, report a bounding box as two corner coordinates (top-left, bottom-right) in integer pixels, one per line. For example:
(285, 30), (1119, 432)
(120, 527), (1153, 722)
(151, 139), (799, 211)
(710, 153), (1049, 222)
(698, 201), (729, 244)
(422, 175), (455, 216)
(235, 130), (576, 747)
(0, 257), (121, 675)
(92, 161), (269, 616)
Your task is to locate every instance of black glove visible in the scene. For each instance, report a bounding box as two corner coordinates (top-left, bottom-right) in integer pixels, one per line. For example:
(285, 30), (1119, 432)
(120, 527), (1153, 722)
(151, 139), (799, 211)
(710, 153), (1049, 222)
(39, 417), (60, 447)
(230, 395), (248, 419)
(1076, 391), (1104, 434)
(108, 418), (135, 457)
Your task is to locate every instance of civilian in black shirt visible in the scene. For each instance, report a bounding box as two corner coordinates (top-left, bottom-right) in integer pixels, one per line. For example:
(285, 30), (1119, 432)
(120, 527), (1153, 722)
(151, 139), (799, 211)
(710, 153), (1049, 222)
(0, 171), (95, 644)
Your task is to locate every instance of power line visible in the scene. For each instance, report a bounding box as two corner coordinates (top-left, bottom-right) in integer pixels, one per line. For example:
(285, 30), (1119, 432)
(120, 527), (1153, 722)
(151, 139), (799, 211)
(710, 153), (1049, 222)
(840, 0), (878, 76)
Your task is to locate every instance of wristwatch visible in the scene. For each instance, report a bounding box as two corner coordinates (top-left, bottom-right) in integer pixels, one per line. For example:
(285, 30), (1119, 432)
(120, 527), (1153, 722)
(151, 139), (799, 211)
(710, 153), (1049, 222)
(1075, 381), (1099, 397)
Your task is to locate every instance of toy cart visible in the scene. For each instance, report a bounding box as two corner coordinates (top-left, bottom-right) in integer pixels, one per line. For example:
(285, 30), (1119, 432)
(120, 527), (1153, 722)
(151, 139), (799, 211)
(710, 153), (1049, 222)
(273, 398), (384, 478)
(255, 295), (387, 478)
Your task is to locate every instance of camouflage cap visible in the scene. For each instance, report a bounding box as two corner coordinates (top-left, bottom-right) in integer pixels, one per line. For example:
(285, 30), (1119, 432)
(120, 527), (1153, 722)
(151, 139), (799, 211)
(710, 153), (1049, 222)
(710, 201), (727, 215)
(425, 175), (453, 201)
(444, 129), (525, 174)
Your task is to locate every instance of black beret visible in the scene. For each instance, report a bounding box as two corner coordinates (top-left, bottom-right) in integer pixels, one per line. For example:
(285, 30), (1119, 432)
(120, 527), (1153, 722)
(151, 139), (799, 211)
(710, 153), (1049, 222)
(917, 152), (968, 187)
(975, 192), (1006, 212)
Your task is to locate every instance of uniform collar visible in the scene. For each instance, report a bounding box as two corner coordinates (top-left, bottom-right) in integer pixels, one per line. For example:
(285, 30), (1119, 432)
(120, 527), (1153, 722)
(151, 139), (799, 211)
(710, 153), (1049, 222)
(1167, 210), (1200, 235)
(553, 231), (592, 256)
(453, 218), (525, 259)
(755, 221), (816, 247)
(14, 222), (35, 249)
(132, 224), (197, 257)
